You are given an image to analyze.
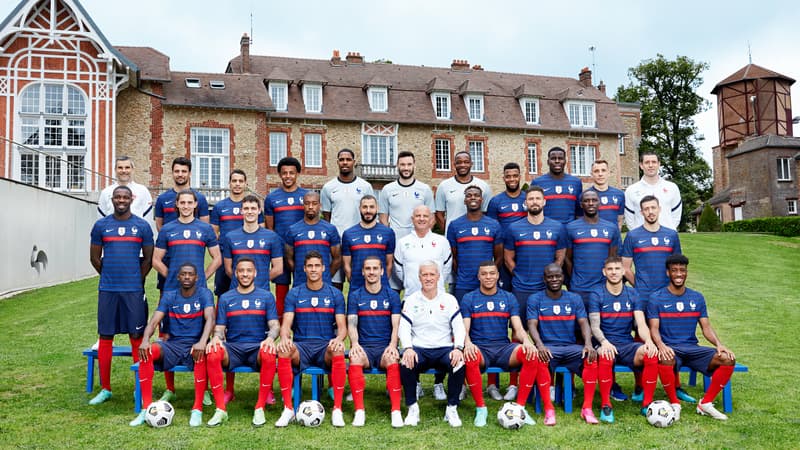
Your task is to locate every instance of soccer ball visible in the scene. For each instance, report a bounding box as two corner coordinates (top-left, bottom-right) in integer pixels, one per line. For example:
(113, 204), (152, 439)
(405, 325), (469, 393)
(646, 400), (676, 428)
(296, 400), (325, 427)
(497, 402), (527, 429)
(144, 400), (175, 428)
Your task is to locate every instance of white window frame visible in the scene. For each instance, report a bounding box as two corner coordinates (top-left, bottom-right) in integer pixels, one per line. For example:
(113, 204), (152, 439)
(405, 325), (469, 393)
(435, 138), (451, 171)
(618, 134), (626, 154)
(527, 142), (538, 175)
(569, 144), (596, 176)
(302, 83), (323, 113)
(367, 87), (388, 113)
(431, 92), (451, 120)
(788, 199), (798, 215)
(304, 133), (323, 168)
(269, 82), (288, 112)
(465, 94), (484, 121)
(269, 131), (288, 166)
(468, 140), (485, 173)
(361, 123), (397, 166)
(777, 157), (792, 181)
(520, 97), (539, 124)
(565, 101), (596, 128)
(190, 127), (230, 189)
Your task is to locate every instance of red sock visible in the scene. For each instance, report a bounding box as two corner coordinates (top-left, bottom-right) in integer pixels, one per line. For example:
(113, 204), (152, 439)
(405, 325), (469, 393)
(331, 354), (346, 409)
(226, 372), (236, 394)
(516, 347), (536, 405)
(536, 360), (554, 411)
(192, 355), (207, 411)
(488, 373), (499, 386)
(641, 354), (658, 406)
(386, 363), (402, 412)
(348, 364), (366, 411)
(582, 359), (598, 410)
(465, 353), (485, 407)
(206, 347), (226, 410)
(509, 371), (519, 387)
(275, 284), (289, 321)
(277, 357), (294, 409)
(256, 349), (277, 409)
(164, 371), (175, 392)
(701, 364), (733, 404)
(129, 336), (143, 364)
(598, 356), (614, 408)
(658, 364), (679, 403)
(139, 344), (161, 407)
(98, 338), (113, 391)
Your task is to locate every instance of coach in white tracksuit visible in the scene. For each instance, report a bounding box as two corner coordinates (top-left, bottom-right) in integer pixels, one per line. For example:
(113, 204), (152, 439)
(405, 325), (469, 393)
(393, 205), (452, 295)
(624, 152), (682, 230)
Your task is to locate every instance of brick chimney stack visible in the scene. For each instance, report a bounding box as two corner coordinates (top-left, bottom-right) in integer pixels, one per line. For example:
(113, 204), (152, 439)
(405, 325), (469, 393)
(331, 49), (342, 66)
(240, 33), (250, 73)
(597, 80), (606, 94)
(472, 64), (484, 71)
(579, 67), (592, 87)
(451, 59), (470, 71)
(346, 52), (364, 65)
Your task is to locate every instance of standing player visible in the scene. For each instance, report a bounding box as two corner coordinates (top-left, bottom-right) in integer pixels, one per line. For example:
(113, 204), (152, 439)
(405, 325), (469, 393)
(462, 262), (541, 426)
(581, 160), (624, 229)
(435, 151), (492, 234)
(88, 186), (154, 405)
(527, 264), (600, 425)
(624, 151), (682, 230)
(274, 251), (348, 427)
(284, 191), (341, 287)
(487, 162), (527, 291)
(154, 157), (210, 230)
(346, 256), (403, 427)
(394, 205), (452, 296)
(205, 258), (281, 427)
(532, 147), (582, 224)
(647, 254), (736, 420)
(129, 263), (216, 427)
(446, 185), (502, 303)
(342, 195), (396, 292)
(321, 148), (374, 289)
(97, 155), (153, 220)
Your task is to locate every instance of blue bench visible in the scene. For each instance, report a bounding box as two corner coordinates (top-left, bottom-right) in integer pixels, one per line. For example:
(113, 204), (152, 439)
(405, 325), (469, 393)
(82, 346), (133, 393)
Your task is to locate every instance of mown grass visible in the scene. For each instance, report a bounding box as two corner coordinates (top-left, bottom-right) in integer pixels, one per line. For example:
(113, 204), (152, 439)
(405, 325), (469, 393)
(1, 232), (798, 449)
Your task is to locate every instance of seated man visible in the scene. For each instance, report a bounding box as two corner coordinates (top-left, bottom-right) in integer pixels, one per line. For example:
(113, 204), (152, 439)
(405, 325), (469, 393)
(462, 261), (541, 427)
(206, 257), (281, 427)
(347, 256), (403, 427)
(526, 264), (599, 425)
(647, 254), (736, 420)
(588, 256), (660, 423)
(399, 261), (466, 427)
(274, 251), (348, 427)
(129, 263), (216, 427)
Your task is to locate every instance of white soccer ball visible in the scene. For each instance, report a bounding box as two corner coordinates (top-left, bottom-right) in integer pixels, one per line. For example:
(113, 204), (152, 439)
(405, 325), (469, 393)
(144, 400), (175, 428)
(646, 400), (676, 428)
(497, 402), (527, 429)
(296, 400), (325, 427)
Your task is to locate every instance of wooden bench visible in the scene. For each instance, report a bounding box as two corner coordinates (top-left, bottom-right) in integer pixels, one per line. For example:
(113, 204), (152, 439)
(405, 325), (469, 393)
(82, 346), (132, 393)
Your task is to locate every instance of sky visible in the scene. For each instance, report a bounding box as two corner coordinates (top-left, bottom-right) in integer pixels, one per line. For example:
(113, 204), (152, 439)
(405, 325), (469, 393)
(2, 0), (798, 167)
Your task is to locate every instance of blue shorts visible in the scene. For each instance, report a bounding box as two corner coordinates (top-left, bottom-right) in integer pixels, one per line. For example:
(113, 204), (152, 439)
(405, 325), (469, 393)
(358, 344), (387, 369)
(156, 338), (197, 371)
(609, 341), (642, 370)
(548, 344), (586, 375)
(226, 341), (262, 371)
(477, 342), (519, 371)
(97, 291), (147, 336)
(453, 287), (473, 305)
(498, 265), (513, 292)
(214, 266), (231, 296)
(295, 340), (330, 373)
(512, 288), (537, 325)
(671, 344), (716, 377)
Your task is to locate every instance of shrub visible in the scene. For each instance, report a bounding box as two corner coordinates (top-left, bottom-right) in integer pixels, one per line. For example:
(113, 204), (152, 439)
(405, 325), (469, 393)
(722, 216), (800, 237)
(697, 203), (721, 232)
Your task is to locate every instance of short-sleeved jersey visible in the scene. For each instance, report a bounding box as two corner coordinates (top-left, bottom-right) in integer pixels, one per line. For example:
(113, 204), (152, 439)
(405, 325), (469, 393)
(91, 215), (153, 292)
(434, 176), (492, 234)
(446, 214), (502, 291)
(341, 223), (396, 291)
(620, 226), (681, 301)
(461, 289), (519, 346)
(154, 189), (210, 225)
(580, 186), (624, 224)
(97, 181), (153, 219)
(587, 285), (642, 344)
(378, 179), (435, 240)
(527, 290), (586, 346)
(346, 285), (401, 347)
(157, 287), (214, 340)
(223, 227), (284, 290)
(285, 219), (341, 286)
(284, 283), (345, 342)
(210, 197), (264, 239)
(264, 186), (308, 285)
(531, 173), (583, 224)
(646, 287), (707, 346)
(503, 218), (568, 291)
(216, 287), (278, 343)
(320, 177), (374, 237)
(156, 219), (218, 291)
(486, 191), (527, 231)
(566, 218), (621, 292)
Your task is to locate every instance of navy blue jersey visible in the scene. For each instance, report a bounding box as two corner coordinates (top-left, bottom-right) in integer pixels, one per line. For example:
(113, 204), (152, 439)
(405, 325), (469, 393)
(341, 223), (396, 291)
(620, 226), (682, 301)
(91, 215), (153, 292)
(210, 197), (264, 238)
(580, 186), (624, 224)
(566, 218), (621, 292)
(157, 287), (214, 340)
(284, 283), (345, 342)
(346, 285), (401, 347)
(216, 287), (278, 343)
(503, 218), (568, 291)
(527, 290), (586, 346)
(646, 287), (707, 346)
(264, 187), (307, 285)
(587, 285), (642, 344)
(154, 189), (210, 225)
(446, 214), (503, 291)
(285, 220), (340, 286)
(531, 173), (583, 224)
(223, 228), (284, 290)
(461, 289), (519, 346)
(486, 192), (527, 230)
(156, 219), (218, 291)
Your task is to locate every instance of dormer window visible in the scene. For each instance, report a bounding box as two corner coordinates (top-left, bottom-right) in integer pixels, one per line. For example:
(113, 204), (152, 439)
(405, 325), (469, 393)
(184, 78), (201, 88)
(566, 101), (596, 128)
(269, 82), (288, 112)
(431, 92), (451, 119)
(520, 97), (539, 124)
(302, 84), (323, 113)
(465, 94), (484, 121)
(368, 87), (388, 112)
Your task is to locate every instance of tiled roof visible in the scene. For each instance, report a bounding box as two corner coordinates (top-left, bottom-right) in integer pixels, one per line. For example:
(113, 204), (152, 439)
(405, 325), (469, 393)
(162, 72), (273, 112)
(116, 46), (170, 82)
(711, 64), (795, 94)
(727, 135), (800, 158)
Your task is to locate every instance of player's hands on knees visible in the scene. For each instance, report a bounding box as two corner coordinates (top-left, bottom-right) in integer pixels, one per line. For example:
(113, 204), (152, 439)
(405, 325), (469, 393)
(536, 345), (552, 364)
(139, 341), (151, 362)
(350, 343), (365, 360)
(328, 337), (345, 353)
(657, 344), (675, 361)
(716, 345), (735, 361)
(206, 336), (223, 354)
(450, 348), (464, 368)
(642, 339), (658, 357)
(463, 343), (479, 361)
(401, 348), (417, 369)
(521, 341), (537, 361)
(191, 342), (206, 363)
(277, 338), (294, 354)
(599, 341), (617, 360)
(260, 337), (276, 354)
(382, 345), (399, 362)
(583, 345), (598, 363)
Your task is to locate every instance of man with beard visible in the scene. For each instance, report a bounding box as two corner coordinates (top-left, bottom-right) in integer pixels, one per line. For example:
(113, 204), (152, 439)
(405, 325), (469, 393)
(285, 191), (342, 287)
(532, 147), (583, 224)
(487, 162), (527, 292)
(625, 151), (682, 231)
(342, 195), (396, 292)
(154, 157), (210, 229)
(435, 151), (492, 234)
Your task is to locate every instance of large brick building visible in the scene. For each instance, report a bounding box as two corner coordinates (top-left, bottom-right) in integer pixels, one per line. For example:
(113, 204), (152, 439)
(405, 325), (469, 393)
(0, 0), (640, 203)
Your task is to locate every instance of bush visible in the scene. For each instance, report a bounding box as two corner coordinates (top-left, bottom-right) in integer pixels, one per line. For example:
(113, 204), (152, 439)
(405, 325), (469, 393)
(722, 216), (800, 237)
(697, 203), (721, 232)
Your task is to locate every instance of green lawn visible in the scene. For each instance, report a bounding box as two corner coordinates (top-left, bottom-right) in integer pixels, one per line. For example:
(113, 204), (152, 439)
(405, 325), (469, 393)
(1, 233), (798, 449)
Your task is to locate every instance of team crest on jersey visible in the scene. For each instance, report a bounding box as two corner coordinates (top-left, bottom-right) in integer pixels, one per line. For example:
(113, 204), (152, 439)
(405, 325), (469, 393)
(533, 231), (541, 240)
(288, 197), (295, 205)
(590, 229), (598, 237)
(603, 229), (609, 237)
(247, 240), (254, 248)
(546, 230), (553, 239)
(601, 197), (609, 205)
(676, 302), (684, 312)
(194, 301), (200, 310)
(487, 302), (495, 311)
(612, 196), (619, 204)
(613, 302), (621, 312)
(131, 227), (138, 235)
(383, 300), (390, 308)
(414, 191), (420, 199)
(555, 186), (562, 194)
(512, 203), (519, 211)
(118, 227), (126, 236)
(364, 235), (371, 243)
(308, 230), (315, 239)
(553, 305), (561, 315)
(484, 227), (490, 235)
(377, 234), (383, 242)
(233, 207), (240, 215)
(311, 297), (318, 307)
(183, 230), (192, 239)
(321, 231), (327, 239)
(568, 185), (574, 193)
(255, 299), (262, 308)
(651, 237), (659, 246)
(689, 301), (697, 311)
(370, 300), (378, 310)
(259, 239), (266, 248)
(324, 298), (331, 306)
(664, 237), (670, 245)
(183, 304), (191, 314)
(471, 227), (479, 236)
(356, 187), (363, 194)
(626, 302), (631, 310)
(242, 299), (250, 309)
(565, 304), (572, 314)
(499, 301), (506, 309)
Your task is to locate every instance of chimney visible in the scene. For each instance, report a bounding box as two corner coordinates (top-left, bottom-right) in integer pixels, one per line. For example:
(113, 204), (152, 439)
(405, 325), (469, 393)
(331, 49), (342, 66)
(346, 52), (364, 65)
(579, 67), (592, 87)
(240, 33), (250, 73)
(472, 64), (484, 71)
(451, 59), (470, 72)
(597, 80), (606, 94)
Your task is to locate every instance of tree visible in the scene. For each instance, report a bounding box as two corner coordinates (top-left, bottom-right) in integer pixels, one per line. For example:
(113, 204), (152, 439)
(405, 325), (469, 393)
(615, 54), (713, 231)
(697, 203), (721, 232)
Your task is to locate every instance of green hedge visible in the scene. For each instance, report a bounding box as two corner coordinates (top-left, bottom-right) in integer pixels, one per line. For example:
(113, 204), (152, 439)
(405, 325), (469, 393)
(722, 216), (800, 237)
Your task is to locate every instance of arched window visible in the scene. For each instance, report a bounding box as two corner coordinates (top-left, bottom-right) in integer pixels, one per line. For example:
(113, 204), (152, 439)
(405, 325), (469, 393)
(16, 83), (88, 190)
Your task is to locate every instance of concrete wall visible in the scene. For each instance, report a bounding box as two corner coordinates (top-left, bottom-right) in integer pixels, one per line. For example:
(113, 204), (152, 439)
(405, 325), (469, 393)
(0, 179), (96, 296)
